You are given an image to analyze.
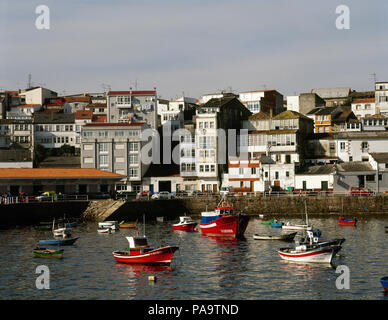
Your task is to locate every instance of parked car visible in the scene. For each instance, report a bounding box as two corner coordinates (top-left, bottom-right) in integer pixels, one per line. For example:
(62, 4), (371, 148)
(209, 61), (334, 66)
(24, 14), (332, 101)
(151, 191), (171, 200)
(36, 191), (57, 201)
(175, 191), (188, 197)
(219, 187), (233, 197)
(350, 187), (372, 196)
(19, 192), (35, 202)
(116, 191), (137, 200)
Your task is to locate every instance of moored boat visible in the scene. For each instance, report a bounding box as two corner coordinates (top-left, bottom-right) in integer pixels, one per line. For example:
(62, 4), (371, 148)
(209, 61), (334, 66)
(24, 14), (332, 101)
(338, 217), (357, 226)
(199, 200), (249, 238)
(99, 221), (119, 230)
(98, 227), (113, 234)
(119, 221), (137, 228)
(278, 244), (341, 264)
(172, 216), (197, 231)
(261, 218), (275, 225)
(112, 236), (179, 265)
(271, 220), (283, 228)
(381, 277), (388, 291)
(253, 232), (297, 241)
(53, 227), (72, 237)
(39, 237), (79, 246)
(33, 247), (64, 259)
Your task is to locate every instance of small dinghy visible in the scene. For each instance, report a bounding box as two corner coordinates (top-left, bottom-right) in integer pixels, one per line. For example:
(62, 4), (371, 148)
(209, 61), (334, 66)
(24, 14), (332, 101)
(271, 220), (283, 228)
(172, 216), (197, 231)
(338, 217), (357, 226)
(381, 277), (388, 291)
(33, 247), (64, 259)
(98, 227), (113, 234)
(253, 232), (297, 241)
(99, 221), (119, 230)
(119, 221), (137, 229)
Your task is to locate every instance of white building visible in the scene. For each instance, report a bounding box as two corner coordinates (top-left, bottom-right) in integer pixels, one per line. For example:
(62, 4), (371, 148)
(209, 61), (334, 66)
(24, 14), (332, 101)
(239, 90), (284, 115)
(351, 98), (376, 119)
(287, 96), (300, 112)
(375, 82), (388, 115)
(19, 87), (57, 105)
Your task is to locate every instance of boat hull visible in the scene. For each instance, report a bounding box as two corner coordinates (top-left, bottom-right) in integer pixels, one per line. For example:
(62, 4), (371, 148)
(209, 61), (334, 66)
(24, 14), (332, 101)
(278, 245), (340, 263)
(338, 218), (357, 226)
(113, 246), (179, 265)
(261, 218), (274, 225)
(39, 237), (79, 246)
(119, 223), (137, 228)
(172, 222), (197, 231)
(282, 225), (309, 231)
(253, 232), (297, 241)
(381, 277), (388, 291)
(33, 248), (64, 259)
(200, 215), (249, 238)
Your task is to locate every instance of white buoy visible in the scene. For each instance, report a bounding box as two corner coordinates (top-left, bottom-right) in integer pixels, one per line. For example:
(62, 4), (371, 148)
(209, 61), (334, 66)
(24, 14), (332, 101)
(148, 276), (156, 282)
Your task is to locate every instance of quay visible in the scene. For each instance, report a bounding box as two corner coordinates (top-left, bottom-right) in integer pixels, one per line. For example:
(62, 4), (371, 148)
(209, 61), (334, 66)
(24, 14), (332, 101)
(1, 193), (388, 227)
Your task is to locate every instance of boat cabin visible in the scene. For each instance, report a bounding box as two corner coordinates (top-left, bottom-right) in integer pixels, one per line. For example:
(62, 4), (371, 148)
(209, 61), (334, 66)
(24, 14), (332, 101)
(126, 236), (149, 248)
(179, 216), (194, 223)
(214, 204), (235, 216)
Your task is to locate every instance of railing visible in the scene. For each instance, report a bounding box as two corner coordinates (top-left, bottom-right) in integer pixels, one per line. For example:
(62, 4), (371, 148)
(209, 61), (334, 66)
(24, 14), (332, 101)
(0, 194), (89, 205)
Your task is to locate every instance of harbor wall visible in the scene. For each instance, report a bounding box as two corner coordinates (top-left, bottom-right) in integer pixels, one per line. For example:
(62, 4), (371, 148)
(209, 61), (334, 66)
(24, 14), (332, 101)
(1, 195), (387, 226)
(0, 201), (90, 226)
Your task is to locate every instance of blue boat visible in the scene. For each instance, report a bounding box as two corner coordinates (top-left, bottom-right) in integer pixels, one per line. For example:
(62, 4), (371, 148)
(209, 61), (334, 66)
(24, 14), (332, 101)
(271, 221), (283, 228)
(381, 277), (388, 292)
(39, 237), (79, 246)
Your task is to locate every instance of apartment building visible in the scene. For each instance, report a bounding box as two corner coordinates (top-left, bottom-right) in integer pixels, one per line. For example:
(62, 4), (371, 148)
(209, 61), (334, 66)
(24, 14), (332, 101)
(239, 90), (284, 115)
(107, 89), (157, 129)
(33, 113), (77, 149)
(351, 98), (376, 119)
(80, 122), (150, 192)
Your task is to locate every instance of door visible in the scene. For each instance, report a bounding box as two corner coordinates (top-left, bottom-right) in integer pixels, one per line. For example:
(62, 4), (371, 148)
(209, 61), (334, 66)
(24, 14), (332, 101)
(78, 184), (87, 194)
(302, 181), (307, 191)
(149, 184), (154, 194)
(10, 185), (20, 196)
(212, 184), (217, 193)
(321, 181), (328, 192)
(358, 175), (365, 188)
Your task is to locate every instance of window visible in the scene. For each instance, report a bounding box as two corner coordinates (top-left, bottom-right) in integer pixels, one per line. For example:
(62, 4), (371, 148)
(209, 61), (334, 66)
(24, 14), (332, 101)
(330, 143), (335, 153)
(129, 142), (139, 152)
(129, 168), (138, 178)
(286, 171), (289, 177)
(83, 131), (93, 137)
(115, 131), (124, 137)
(239, 168), (244, 175)
(99, 155), (108, 166)
(340, 142), (346, 151)
(366, 175), (375, 182)
(99, 131), (108, 137)
(275, 172), (279, 180)
(129, 154), (138, 165)
(99, 143), (109, 153)
(199, 165), (204, 172)
(251, 168), (256, 175)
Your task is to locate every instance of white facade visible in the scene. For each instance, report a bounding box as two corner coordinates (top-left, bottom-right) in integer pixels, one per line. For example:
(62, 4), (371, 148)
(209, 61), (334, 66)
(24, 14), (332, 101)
(7, 104), (41, 119)
(295, 174), (334, 191)
(19, 87), (57, 105)
(351, 99), (376, 119)
(287, 96), (300, 112)
(239, 91), (266, 113)
(375, 82), (388, 115)
(335, 133), (388, 162)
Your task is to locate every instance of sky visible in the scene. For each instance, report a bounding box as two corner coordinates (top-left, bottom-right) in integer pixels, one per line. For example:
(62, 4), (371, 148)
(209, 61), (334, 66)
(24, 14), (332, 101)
(0, 0), (387, 100)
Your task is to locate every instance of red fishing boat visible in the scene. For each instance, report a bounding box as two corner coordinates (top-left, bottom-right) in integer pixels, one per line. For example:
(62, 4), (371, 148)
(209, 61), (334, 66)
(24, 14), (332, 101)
(199, 199), (249, 238)
(112, 236), (179, 265)
(338, 217), (357, 226)
(172, 216), (197, 231)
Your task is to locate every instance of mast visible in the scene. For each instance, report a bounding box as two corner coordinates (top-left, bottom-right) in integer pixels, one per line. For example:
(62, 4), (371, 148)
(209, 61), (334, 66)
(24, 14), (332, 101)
(305, 199), (309, 226)
(143, 214), (146, 237)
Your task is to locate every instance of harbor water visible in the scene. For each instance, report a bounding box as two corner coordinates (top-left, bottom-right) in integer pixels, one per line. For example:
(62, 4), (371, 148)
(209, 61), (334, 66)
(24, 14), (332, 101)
(0, 215), (387, 300)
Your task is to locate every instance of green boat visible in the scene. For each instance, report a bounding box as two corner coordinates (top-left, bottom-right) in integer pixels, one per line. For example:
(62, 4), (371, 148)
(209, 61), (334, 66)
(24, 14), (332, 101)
(261, 218), (275, 225)
(33, 247), (64, 259)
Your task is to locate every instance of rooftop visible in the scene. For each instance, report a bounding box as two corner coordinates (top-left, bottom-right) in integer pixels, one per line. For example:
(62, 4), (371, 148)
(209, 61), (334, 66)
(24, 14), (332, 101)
(33, 112), (75, 124)
(311, 88), (351, 99)
(336, 161), (373, 172)
(107, 90), (156, 96)
(75, 110), (93, 120)
(296, 164), (335, 175)
(369, 153), (388, 163)
(272, 110), (312, 121)
(248, 111), (270, 120)
(352, 98), (375, 104)
(83, 122), (146, 127)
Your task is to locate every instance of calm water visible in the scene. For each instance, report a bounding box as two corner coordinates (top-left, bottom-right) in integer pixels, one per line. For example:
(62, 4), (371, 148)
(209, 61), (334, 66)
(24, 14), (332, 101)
(0, 215), (387, 300)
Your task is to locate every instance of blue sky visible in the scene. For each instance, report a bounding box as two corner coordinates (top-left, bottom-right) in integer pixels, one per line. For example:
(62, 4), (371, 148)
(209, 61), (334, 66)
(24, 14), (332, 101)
(0, 0), (387, 99)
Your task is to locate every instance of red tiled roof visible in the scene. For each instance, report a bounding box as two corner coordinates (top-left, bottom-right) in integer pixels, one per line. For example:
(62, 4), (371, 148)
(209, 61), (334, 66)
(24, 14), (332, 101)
(5, 90), (19, 97)
(75, 110), (93, 119)
(0, 168), (124, 179)
(352, 98), (375, 104)
(107, 90), (156, 96)
(92, 115), (107, 123)
(84, 122), (145, 127)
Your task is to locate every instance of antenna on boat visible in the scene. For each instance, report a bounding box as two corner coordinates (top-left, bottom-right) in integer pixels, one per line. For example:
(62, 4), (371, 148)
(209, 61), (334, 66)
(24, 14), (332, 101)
(143, 214), (146, 237)
(305, 199), (309, 226)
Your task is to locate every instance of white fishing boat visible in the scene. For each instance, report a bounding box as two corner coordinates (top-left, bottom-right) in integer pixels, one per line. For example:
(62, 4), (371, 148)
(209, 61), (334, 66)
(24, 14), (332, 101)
(97, 227), (113, 234)
(282, 200), (311, 231)
(53, 227), (72, 237)
(98, 221), (119, 230)
(278, 244), (341, 264)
